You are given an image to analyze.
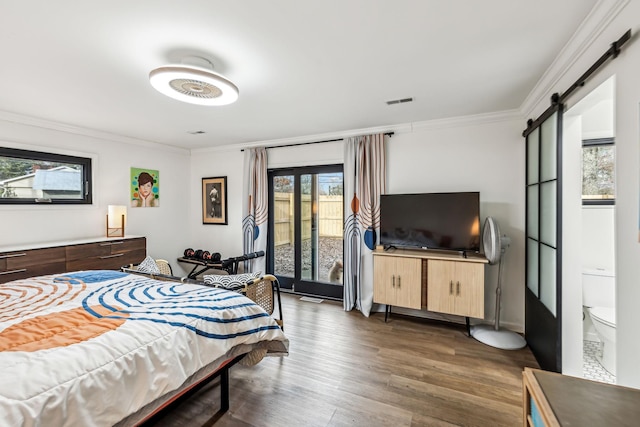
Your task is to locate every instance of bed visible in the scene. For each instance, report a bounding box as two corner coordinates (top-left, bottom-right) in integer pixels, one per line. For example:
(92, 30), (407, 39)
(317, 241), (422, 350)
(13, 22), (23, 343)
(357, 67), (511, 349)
(0, 270), (289, 426)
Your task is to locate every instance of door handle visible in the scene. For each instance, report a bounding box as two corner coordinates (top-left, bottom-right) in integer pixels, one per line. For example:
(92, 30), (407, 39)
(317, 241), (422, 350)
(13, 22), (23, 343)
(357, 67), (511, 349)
(392, 275), (395, 287)
(397, 276), (401, 288)
(456, 281), (460, 296)
(449, 280), (453, 295)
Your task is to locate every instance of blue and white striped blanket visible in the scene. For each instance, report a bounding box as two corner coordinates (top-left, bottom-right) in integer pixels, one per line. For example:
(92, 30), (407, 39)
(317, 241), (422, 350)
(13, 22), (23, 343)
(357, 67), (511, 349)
(0, 270), (288, 427)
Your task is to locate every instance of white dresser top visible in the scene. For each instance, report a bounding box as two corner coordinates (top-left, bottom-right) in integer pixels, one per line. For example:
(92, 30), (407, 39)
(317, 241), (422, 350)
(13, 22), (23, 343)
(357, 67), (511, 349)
(0, 235), (144, 253)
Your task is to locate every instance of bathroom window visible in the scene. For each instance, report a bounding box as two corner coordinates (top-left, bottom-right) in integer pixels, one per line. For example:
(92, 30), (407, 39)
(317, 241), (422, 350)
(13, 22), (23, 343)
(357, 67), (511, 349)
(582, 138), (615, 205)
(0, 147), (92, 204)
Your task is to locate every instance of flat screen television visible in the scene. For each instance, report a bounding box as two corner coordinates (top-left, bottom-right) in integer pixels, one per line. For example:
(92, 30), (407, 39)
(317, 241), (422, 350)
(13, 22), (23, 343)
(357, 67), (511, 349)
(379, 192), (480, 253)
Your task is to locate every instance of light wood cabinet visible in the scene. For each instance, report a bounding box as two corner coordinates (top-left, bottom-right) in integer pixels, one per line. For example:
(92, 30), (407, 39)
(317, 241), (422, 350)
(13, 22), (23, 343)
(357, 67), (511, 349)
(372, 247), (486, 320)
(427, 259), (484, 318)
(373, 256), (423, 310)
(0, 236), (146, 284)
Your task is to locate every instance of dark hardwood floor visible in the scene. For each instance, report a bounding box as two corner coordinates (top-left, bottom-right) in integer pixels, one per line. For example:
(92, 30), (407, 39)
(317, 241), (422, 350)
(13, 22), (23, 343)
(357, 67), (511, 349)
(153, 293), (539, 427)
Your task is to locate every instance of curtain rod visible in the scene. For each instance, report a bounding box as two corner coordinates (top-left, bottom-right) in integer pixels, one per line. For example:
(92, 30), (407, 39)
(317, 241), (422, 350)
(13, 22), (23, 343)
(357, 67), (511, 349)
(523, 29), (631, 137)
(241, 132), (394, 152)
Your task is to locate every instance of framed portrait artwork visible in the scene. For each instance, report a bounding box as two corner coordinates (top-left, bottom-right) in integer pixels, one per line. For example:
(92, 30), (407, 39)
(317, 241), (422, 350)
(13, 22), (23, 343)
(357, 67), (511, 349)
(131, 167), (159, 207)
(202, 176), (227, 224)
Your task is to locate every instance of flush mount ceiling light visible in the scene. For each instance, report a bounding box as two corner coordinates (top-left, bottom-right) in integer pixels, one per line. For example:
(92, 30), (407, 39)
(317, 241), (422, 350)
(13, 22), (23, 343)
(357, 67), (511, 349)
(149, 56), (239, 106)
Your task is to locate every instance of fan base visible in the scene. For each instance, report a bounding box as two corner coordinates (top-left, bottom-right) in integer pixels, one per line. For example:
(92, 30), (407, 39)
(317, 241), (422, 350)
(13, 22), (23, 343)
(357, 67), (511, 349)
(470, 324), (526, 350)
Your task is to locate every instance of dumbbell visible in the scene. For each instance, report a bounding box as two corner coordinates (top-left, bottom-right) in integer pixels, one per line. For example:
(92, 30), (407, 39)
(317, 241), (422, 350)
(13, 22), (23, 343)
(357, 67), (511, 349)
(194, 249), (204, 259)
(201, 251), (222, 262)
(184, 248), (195, 258)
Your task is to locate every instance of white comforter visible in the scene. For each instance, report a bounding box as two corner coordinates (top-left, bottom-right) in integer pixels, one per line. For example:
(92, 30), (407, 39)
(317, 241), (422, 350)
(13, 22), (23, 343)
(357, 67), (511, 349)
(0, 270), (288, 427)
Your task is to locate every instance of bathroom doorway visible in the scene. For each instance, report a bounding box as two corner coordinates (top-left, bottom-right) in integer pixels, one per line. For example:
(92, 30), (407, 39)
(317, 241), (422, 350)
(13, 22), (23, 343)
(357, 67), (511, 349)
(563, 76), (616, 383)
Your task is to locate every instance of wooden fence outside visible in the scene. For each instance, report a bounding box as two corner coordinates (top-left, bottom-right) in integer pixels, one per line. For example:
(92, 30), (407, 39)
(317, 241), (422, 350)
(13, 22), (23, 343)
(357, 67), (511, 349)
(274, 193), (343, 246)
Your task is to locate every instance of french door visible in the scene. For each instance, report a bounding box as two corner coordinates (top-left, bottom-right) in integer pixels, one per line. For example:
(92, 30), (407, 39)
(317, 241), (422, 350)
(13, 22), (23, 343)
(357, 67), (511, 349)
(525, 105), (563, 372)
(268, 164), (344, 299)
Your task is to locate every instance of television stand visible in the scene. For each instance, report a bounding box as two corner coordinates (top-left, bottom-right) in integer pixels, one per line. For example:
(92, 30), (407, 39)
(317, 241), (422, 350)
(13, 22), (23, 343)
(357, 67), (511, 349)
(372, 247), (488, 329)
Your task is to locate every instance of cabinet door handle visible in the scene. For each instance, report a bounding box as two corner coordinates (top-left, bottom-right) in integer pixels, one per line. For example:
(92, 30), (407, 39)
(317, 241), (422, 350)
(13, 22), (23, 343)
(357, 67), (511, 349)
(392, 275), (395, 287)
(449, 280), (453, 295)
(99, 253), (124, 259)
(0, 268), (27, 275)
(398, 276), (401, 288)
(456, 281), (460, 295)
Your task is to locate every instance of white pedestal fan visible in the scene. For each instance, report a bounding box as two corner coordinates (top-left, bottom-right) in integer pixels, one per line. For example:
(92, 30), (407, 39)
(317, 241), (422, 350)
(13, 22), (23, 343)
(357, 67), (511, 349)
(470, 217), (526, 350)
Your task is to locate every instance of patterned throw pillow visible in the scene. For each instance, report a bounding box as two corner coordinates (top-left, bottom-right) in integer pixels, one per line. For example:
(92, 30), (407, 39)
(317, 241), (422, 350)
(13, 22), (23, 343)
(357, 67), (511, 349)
(203, 272), (261, 291)
(137, 256), (161, 274)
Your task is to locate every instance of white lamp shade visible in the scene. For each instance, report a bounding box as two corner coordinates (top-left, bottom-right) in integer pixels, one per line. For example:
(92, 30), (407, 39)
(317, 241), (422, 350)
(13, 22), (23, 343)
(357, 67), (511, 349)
(107, 205), (127, 228)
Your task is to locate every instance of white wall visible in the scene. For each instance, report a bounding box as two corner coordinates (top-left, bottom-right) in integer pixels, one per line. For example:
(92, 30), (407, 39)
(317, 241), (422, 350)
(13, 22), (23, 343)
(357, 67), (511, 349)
(0, 118), (191, 263)
(582, 206), (615, 270)
(526, 0), (640, 388)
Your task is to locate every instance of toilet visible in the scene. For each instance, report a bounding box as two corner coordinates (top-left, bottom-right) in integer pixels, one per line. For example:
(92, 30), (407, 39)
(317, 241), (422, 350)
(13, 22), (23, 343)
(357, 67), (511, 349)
(582, 268), (616, 375)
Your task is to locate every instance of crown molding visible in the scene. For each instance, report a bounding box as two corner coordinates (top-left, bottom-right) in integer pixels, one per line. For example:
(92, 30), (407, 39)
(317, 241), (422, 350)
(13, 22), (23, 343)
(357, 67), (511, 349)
(410, 110), (522, 133)
(194, 110), (524, 154)
(520, 0), (629, 119)
(0, 109), (189, 154)
(192, 123), (414, 154)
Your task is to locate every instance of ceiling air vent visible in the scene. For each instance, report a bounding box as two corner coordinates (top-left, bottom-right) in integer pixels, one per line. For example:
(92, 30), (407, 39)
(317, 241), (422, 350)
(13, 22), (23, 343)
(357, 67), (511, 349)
(386, 97), (413, 105)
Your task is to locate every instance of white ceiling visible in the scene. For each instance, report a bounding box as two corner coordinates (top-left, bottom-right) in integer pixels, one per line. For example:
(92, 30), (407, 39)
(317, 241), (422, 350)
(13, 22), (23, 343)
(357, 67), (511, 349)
(0, 0), (601, 150)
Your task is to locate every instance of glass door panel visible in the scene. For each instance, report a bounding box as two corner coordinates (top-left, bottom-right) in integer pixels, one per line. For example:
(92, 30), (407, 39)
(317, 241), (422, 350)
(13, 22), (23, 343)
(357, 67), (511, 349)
(527, 238), (539, 297)
(273, 175), (294, 279)
(300, 174), (317, 281)
(540, 112), (558, 182)
(540, 181), (557, 247)
(527, 128), (540, 185)
(527, 185), (539, 240)
(540, 244), (557, 316)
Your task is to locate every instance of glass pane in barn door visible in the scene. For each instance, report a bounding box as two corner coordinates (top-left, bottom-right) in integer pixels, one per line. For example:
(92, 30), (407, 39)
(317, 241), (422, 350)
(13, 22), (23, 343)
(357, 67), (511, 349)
(273, 175), (295, 280)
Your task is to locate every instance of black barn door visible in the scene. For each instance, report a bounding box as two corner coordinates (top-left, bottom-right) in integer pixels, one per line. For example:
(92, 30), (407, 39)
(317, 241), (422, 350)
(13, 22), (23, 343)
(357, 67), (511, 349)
(525, 105), (563, 372)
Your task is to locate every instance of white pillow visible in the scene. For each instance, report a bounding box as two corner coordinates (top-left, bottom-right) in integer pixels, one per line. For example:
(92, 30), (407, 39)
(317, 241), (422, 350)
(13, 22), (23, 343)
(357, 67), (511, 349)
(203, 271), (261, 291)
(137, 256), (161, 274)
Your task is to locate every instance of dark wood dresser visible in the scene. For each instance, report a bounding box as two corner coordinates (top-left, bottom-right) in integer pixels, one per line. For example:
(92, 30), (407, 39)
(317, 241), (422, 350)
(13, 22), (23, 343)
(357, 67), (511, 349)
(0, 236), (146, 283)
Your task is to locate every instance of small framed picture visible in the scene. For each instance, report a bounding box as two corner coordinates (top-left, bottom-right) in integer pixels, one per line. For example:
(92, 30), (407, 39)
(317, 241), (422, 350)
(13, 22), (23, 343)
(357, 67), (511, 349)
(202, 176), (227, 224)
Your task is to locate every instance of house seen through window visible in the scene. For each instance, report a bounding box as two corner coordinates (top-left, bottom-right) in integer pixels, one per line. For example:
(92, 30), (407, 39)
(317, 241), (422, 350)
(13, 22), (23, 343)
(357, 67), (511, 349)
(0, 147), (92, 204)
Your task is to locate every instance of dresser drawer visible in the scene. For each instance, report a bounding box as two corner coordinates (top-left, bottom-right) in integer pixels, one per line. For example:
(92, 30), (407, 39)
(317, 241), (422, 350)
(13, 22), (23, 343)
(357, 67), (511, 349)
(0, 261), (67, 283)
(1, 247), (66, 270)
(0, 247), (65, 283)
(65, 242), (111, 261)
(110, 238), (145, 254)
(65, 238), (146, 271)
